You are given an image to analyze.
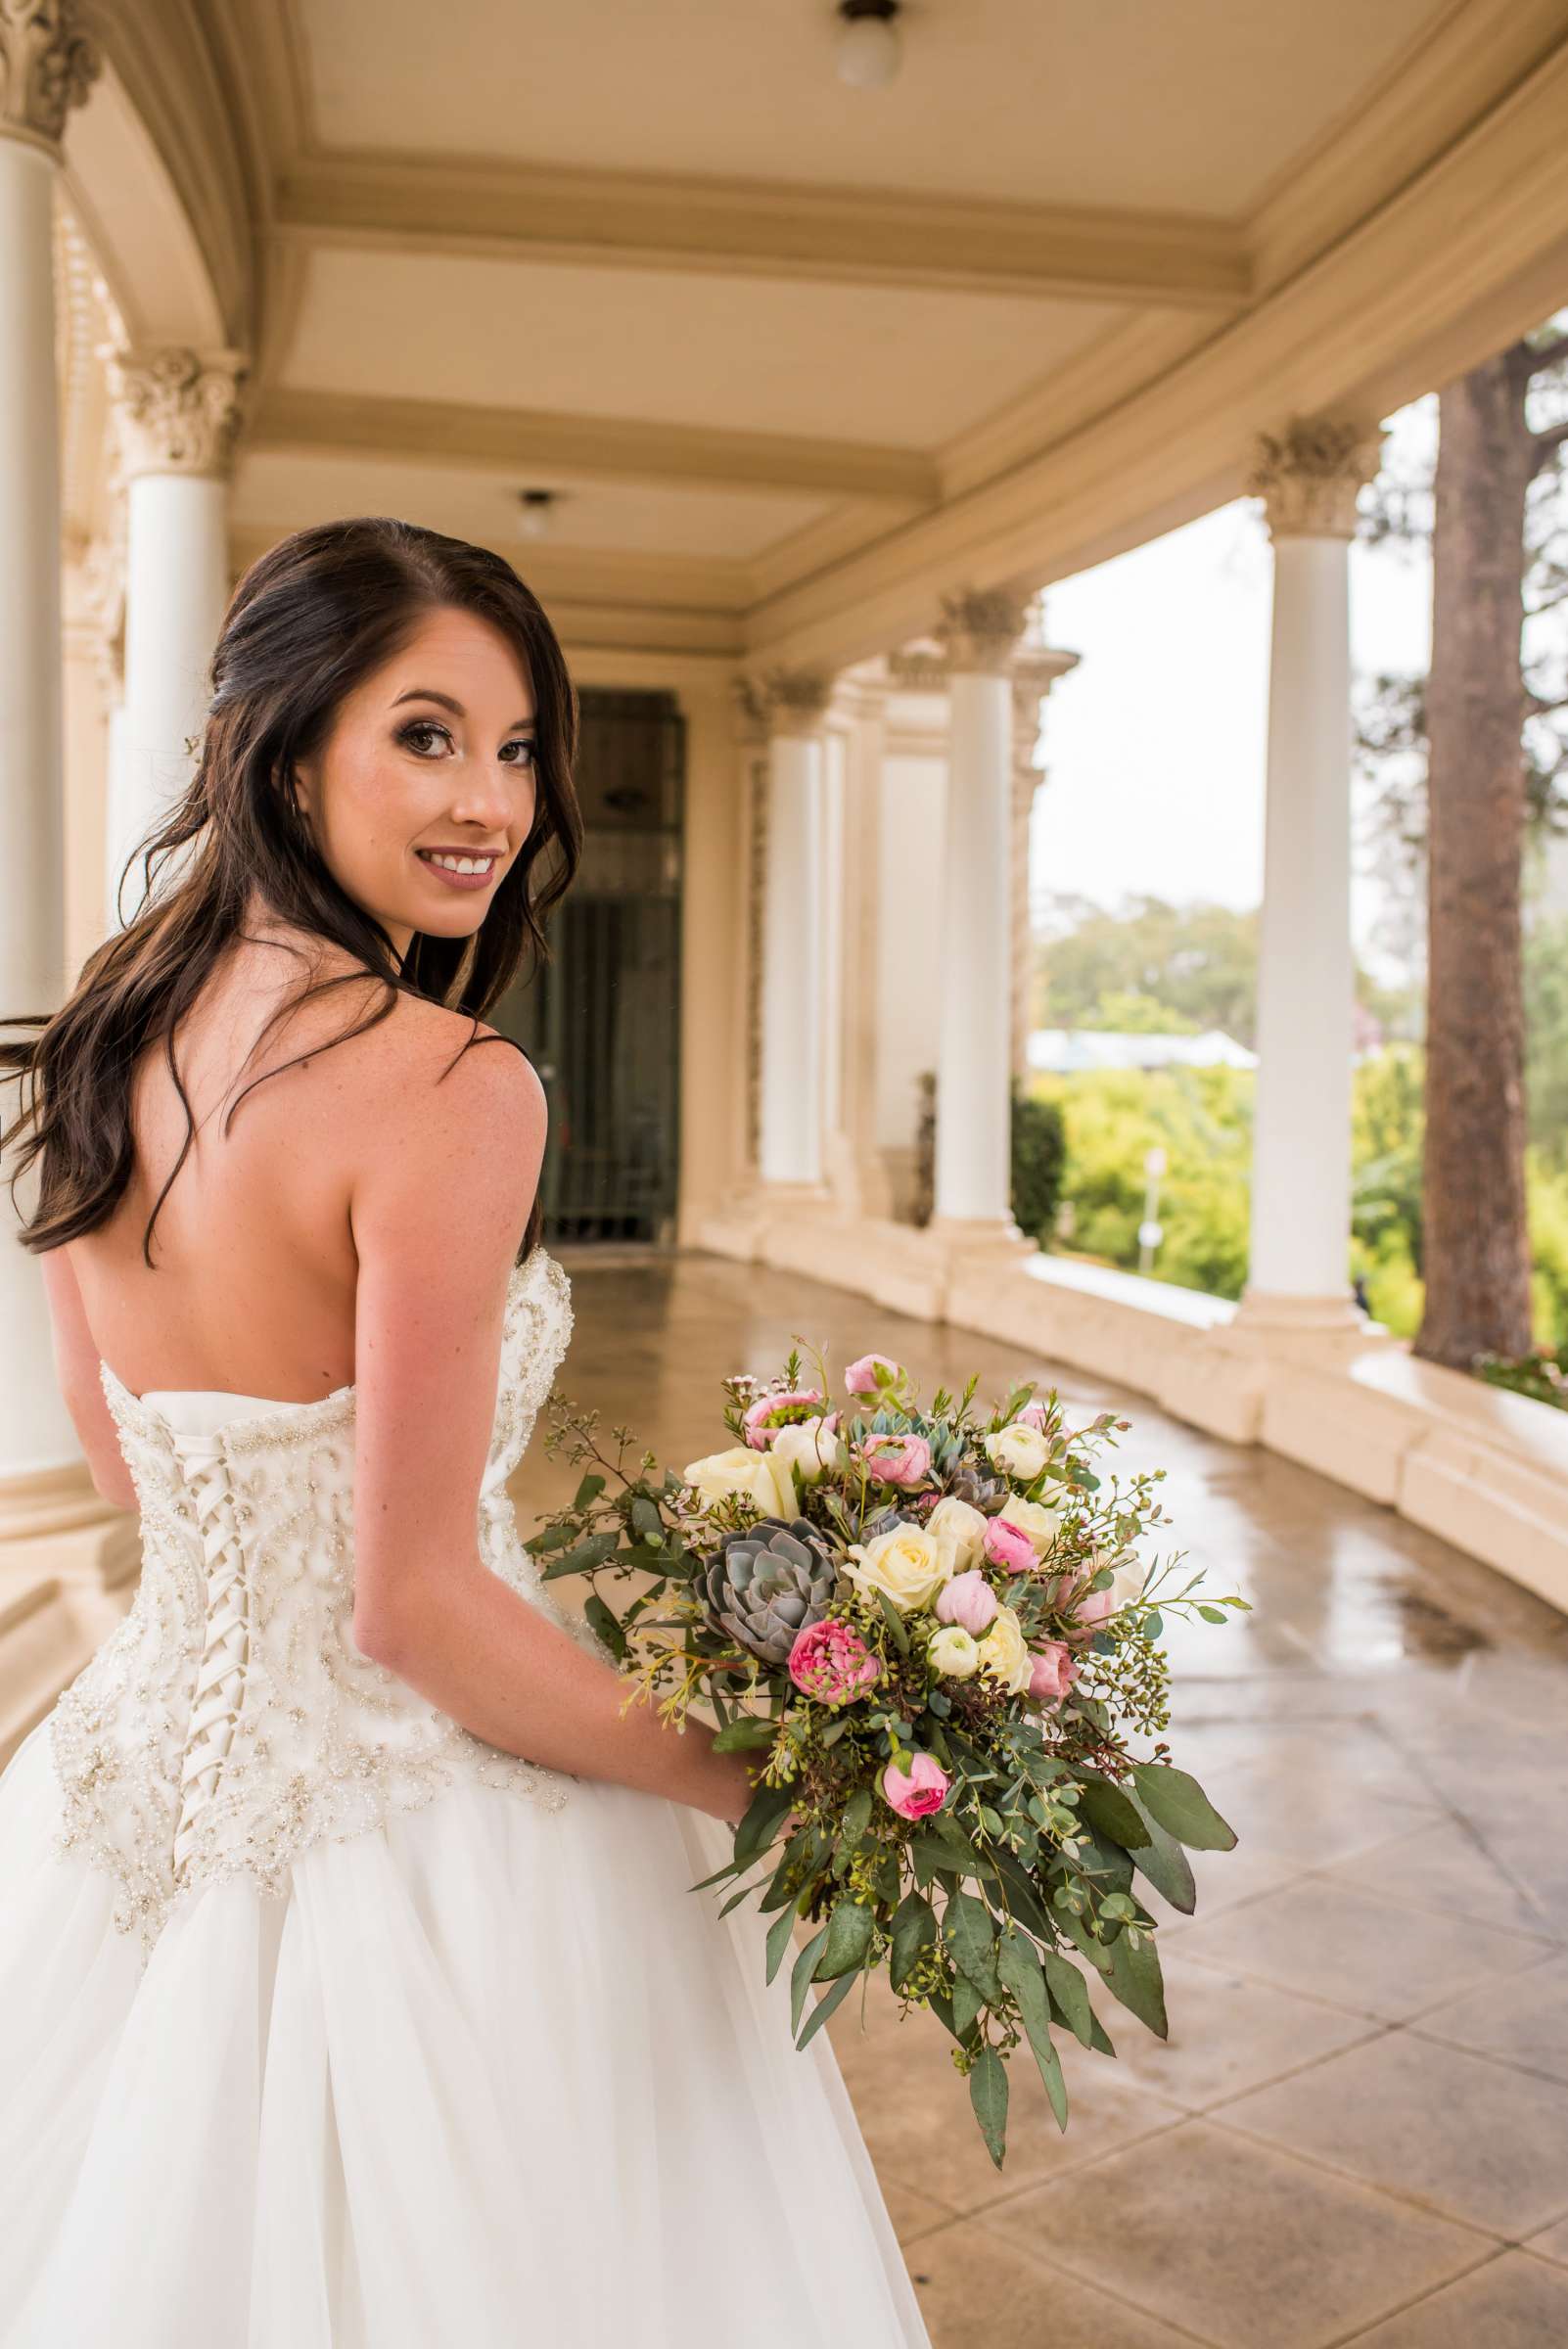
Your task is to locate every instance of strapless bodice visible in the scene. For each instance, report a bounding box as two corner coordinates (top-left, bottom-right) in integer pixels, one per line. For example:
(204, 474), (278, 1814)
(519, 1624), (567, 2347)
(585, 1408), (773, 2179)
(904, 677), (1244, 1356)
(49, 1246), (604, 1963)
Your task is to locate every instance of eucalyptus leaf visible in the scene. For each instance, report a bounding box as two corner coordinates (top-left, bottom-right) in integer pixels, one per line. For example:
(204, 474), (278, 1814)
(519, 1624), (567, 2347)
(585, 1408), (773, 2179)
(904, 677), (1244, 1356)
(951, 1971), (985, 2039)
(796, 1965), (858, 2050)
(815, 1899), (876, 1980)
(1040, 1952), (1095, 2049)
(1130, 1763), (1238, 1852)
(968, 2046), (1009, 2169)
(734, 1778), (795, 1866)
(790, 1924), (831, 2035)
(1075, 1771), (1152, 1851)
(889, 1891), (937, 1993)
(581, 1594), (627, 1660)
(764, 1902), (801, 1985)
(1101, 1923), (1168, 2038)
(945, 1892), (1003, 2004)
(840, 1785), (874, 1851)
(711, 1715), (777, 1752)
(1124, 1786), (1198, 1913)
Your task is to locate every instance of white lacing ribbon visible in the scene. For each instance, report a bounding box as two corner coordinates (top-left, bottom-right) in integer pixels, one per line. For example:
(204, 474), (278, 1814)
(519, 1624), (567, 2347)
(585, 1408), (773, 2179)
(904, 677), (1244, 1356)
(170, 1431), (251, 1874)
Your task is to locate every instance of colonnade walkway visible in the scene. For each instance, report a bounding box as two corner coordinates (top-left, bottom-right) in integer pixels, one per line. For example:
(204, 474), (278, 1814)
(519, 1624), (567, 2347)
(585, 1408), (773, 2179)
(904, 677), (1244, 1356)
(538, 1247), (1568, 2349)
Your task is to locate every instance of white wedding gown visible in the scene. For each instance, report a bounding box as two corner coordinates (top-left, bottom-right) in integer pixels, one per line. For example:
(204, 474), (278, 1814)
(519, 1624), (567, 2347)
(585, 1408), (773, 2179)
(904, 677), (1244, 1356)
(0, 1246), (931, 2348)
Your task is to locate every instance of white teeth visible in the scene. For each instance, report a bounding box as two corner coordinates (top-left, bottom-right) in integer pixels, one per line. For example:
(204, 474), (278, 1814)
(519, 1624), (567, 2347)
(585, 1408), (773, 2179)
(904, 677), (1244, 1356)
(422, 852), (495, 875)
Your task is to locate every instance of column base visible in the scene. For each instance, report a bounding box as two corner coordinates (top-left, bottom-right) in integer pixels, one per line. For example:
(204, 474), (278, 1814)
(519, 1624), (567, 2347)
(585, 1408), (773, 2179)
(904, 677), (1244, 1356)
(1226, 1286), (1391, 1366)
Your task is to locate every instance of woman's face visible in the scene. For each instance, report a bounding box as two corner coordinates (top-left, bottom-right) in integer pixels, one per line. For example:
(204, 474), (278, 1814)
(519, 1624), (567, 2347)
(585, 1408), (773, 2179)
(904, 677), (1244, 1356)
(292, 605), (539, 958)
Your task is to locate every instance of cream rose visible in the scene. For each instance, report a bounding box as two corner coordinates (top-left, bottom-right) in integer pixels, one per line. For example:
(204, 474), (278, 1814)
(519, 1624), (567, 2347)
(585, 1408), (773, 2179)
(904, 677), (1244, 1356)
(927, 1624), (982, 1679)
(983, 1421), (1052, 1483)
(845, 1521), (957, 1615)
(924, 1494), (989, 1571)
(976, 1603), (1035, 1695)
(682, 1445), (798, 1519)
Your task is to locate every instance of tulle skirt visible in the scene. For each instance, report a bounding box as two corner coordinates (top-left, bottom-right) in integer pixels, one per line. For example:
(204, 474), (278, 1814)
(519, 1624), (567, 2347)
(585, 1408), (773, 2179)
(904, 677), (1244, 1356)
(0, 1714), (930, 2348)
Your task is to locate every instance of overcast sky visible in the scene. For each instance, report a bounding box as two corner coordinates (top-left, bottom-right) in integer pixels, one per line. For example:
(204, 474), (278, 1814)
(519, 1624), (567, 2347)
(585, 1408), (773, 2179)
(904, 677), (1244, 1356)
(1031, 395), (1437, 954)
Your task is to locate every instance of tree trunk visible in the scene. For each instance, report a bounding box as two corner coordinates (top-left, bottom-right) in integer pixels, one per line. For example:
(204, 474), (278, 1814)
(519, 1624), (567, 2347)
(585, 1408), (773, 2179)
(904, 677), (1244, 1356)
(1415, 347), (1537, 1367)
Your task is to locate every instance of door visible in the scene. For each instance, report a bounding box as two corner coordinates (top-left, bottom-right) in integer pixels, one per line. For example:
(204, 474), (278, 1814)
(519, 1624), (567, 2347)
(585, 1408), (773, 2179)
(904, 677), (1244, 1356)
(490, 687), (684, 1244)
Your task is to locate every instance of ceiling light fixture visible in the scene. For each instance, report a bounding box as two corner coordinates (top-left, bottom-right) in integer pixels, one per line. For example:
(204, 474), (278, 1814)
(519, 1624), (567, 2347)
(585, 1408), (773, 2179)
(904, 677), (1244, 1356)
(517, 487), (557, 541)
(836, 0), (901, 90)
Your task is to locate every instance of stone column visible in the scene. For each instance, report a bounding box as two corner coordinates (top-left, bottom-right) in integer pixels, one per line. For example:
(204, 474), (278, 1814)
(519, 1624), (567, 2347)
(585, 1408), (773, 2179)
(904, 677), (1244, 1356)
(0, 0), (99, 1479)
(1236, 418), (1384, 1332)
(105, 345), (247, 926)
(749, 668), (834, 1196)
(929, 590), (1036, 1243)
(1009, 643), (1080, 1082)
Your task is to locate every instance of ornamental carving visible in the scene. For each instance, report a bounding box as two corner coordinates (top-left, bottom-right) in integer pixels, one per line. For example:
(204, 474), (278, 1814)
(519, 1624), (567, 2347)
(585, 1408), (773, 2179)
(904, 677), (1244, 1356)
(0, 0), (99, 153)
(105, 346), (250, 482)
(936, 587), (1031, 675)
(1248, 416), (1385, 541)
(738, 666), (834, 738)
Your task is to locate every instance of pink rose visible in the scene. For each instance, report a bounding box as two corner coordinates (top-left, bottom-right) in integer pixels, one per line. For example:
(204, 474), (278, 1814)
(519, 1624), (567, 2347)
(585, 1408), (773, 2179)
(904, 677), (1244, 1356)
(787, 1619), (882, 1708)
(845, 1352), (901, 1396)
(1014, 1399), (1048, 1430)
(742, 1387), (826, 1450)
(1064, 1584), (1117, 1645)
(983, 1516), (1038, 1575)
(856, 1431), (932, 1489)
(935, 1568), (998, 1635)
(880, 1752), (950, 1819)
(1026, 1640), (1078, 1710)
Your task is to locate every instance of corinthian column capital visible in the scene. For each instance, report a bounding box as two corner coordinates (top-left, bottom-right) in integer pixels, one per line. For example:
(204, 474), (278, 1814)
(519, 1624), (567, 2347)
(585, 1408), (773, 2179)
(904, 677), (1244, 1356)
(0, 0), (99, 158)
(936, 587), (1031, 675)
(105, 345), (251, 482)
(738, 665), (835, 739)
(1248, 416), (1385, 541)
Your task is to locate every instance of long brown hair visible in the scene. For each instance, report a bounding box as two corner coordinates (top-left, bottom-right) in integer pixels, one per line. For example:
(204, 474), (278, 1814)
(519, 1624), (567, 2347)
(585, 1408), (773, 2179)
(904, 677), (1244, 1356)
(1, 516), (581, 1268)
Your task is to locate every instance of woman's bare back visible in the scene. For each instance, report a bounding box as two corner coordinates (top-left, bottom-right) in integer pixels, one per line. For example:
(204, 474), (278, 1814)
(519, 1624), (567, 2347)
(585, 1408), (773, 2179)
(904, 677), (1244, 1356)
(67, 930), (452, 1405)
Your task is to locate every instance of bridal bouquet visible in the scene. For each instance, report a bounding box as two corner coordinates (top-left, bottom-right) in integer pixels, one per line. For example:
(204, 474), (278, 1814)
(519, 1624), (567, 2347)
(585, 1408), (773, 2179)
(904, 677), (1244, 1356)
(530, 1339), (1247, 2166)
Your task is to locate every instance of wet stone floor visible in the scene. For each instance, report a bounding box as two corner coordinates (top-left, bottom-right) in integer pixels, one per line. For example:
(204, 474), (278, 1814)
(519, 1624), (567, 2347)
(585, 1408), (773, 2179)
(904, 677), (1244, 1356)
(533, 1247), (1568, 2349)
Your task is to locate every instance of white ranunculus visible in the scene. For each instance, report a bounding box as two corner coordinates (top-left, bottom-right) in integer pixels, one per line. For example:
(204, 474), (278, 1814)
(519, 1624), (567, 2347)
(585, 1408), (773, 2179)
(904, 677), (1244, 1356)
(998, 1491), (1066, 1557)
(682, 1445), (798, 1519)
(770, 1415), (847, 1484)
(983, 1421), (1052, 1483)
(844, 1521), (958, 1615)
(925, 1494), (989, 1570)
(927, 1624), (981, 1679)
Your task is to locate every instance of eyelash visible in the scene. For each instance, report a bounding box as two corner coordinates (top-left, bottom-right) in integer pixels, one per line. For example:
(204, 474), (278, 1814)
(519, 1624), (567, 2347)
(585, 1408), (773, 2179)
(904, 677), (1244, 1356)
(397, 719), (536, 768)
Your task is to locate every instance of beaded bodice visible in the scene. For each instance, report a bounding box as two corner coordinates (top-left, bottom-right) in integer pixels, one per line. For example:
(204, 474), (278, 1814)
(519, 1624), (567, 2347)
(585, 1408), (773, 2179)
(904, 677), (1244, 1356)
(49, 1246), (601, 1964)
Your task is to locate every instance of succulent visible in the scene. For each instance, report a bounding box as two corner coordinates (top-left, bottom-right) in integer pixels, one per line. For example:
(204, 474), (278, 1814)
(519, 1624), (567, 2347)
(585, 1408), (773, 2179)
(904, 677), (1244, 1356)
(945, 1462), (1012, 1516)
(699, 1516), (841, 1665)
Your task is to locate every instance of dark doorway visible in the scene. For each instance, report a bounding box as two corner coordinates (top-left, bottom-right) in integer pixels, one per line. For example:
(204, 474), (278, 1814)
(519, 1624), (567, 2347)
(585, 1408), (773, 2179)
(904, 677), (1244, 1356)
(491, 687), (684, 1244)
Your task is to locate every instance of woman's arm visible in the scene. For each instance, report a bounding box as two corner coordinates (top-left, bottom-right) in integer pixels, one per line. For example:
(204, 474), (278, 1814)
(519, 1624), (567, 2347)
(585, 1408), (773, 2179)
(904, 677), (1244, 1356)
(38, 1246), (138, 1511)
(346, 1020), (753, 1827)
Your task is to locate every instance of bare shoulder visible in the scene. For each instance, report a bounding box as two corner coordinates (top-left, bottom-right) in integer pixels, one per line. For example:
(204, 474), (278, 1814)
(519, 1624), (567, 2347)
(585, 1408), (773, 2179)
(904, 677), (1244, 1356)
(344, 990), (544, 1135)
(338, 991), (545, 1257)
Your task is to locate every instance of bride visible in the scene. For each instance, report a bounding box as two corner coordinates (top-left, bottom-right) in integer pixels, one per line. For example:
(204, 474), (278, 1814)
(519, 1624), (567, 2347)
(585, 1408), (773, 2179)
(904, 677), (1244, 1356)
(0, 517), (932, 2349)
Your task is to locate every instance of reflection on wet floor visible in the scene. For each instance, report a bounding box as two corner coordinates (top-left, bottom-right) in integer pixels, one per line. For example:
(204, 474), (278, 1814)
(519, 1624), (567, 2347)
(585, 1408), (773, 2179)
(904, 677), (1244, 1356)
(530, 1247), (1568, 2349)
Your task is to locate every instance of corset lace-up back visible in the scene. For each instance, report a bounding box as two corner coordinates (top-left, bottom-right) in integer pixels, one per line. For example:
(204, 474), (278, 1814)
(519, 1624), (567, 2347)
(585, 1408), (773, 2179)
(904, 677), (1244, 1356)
(49, 1245), (599, 1963)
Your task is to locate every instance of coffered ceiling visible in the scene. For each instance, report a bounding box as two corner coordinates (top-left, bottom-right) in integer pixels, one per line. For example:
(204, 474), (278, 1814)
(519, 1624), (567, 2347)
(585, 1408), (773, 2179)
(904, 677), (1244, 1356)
(68, 0), (1568, 669)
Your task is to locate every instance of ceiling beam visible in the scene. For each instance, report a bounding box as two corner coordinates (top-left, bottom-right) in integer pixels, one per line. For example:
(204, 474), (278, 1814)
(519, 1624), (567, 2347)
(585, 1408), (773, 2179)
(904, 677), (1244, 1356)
(249, 387), (940, 503)
(272, 156), (1250, 310)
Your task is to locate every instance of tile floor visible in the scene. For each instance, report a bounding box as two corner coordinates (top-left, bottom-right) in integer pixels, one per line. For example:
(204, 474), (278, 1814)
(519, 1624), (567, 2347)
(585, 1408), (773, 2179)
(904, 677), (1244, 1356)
(531, 1247), (1568, 2349)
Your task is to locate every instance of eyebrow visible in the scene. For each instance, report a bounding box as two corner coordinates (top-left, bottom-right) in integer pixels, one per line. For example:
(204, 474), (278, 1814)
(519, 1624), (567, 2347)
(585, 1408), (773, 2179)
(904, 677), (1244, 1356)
(391, 687), (536, 730)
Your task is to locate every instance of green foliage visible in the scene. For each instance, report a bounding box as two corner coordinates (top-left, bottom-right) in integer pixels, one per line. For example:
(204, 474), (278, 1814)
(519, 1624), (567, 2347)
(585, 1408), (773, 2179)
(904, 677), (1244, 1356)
(1010, 1080), (1066, 1247)
(1034, 896), (1260, 1044)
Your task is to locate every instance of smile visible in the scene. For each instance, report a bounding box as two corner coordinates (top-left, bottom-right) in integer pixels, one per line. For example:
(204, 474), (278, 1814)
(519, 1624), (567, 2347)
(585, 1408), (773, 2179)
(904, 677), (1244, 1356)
(415, 848), (501, 890)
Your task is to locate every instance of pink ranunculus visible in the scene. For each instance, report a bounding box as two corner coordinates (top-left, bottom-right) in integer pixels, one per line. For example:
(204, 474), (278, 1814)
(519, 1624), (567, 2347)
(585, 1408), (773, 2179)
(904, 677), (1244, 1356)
(844, 1352), (901, 1396)
(787, 1619), (882, 1708)
(741, 1386), (827, 1451)
(983, 1516), (1038, 1575)
(856, 1431), (932, 1489)
(880, 1752), (950, 1820)
(1026, 1640), (1078, 1710)
(935, 1568), (998, 1635)
(1013, 1399), (1049, 1430)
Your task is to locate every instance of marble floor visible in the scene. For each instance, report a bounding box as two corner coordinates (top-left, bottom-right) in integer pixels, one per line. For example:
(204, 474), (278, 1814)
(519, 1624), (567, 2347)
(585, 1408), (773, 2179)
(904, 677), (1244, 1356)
(533, 1246), (1568, 2349)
